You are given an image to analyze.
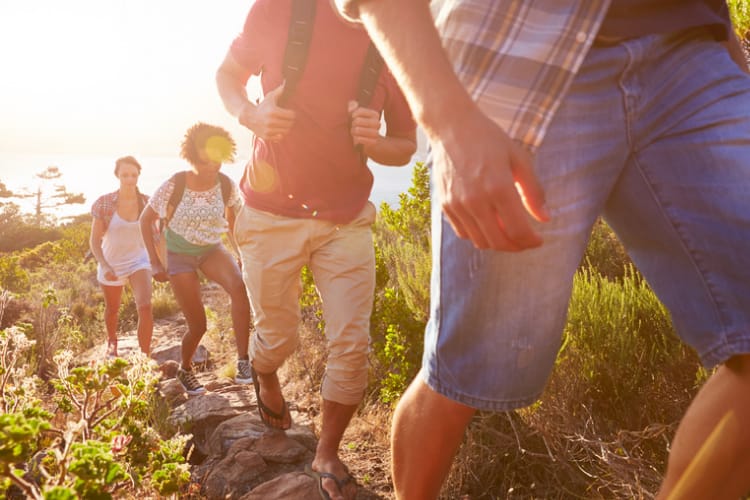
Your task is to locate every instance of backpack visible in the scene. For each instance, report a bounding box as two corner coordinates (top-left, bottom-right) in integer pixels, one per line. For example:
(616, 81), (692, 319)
(162, 171), (233, 229)
(277, 0), (384, 109)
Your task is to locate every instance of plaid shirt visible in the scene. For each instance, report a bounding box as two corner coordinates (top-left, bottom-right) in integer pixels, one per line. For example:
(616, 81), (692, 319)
(337, 0), (612, 150)
(91, 190), (149, 231)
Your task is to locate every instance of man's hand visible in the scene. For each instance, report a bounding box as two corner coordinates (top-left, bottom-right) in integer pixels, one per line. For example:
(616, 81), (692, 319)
(239, 83), (296, 142)
(433, 109), (550, 252)
(348, 100), (381, 152)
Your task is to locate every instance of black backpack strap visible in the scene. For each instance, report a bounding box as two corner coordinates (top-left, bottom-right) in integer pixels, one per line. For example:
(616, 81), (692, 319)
(278, 0), (316, 107)
(164, 171), (187, 228)
(354, 43), (385, 160)
(356, 43), (384, 107)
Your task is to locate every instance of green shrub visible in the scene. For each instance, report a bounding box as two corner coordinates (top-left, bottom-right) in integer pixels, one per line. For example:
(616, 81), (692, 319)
(728, 0), (750, 38)
(151, 282), (180, 320)
(558, 265), (699, 428)
(0, 324), (190, 499)
(581, 218), (631, 280)
(0, 255), (30, 293)
(370, 163), (431, 403)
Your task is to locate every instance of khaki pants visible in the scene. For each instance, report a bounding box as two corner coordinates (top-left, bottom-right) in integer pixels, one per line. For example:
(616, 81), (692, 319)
(234, 202), (376, 405)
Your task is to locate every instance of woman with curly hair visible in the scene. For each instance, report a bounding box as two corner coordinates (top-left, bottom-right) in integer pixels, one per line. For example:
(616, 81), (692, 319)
(90, 156), (153, 358)
(140, 123), (252, 395)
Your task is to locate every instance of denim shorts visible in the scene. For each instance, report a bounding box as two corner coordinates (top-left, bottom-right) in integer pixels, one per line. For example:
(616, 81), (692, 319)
(422, 28), (750, 411)
(167, 244), (223, 275)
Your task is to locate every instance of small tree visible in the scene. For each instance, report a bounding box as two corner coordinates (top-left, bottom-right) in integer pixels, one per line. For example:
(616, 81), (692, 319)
(0, 181), (12, 201)
(11, 167), (85, 225)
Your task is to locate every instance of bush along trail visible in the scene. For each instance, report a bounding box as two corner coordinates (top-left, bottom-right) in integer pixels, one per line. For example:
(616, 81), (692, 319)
(0, 304), (386, 499)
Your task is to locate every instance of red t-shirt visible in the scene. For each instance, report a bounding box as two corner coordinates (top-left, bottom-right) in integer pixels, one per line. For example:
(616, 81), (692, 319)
(230, 0), (416, 224)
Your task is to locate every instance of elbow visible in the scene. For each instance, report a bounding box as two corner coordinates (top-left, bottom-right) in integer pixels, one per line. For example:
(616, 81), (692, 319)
(391, 140), (418, 166)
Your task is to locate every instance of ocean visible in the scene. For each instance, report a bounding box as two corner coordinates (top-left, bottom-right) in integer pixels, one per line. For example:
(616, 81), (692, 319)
(0, 151), (425, 221)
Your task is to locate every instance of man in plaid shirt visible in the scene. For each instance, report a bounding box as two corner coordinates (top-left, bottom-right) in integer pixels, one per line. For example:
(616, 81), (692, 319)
(336, 0), (750, 498)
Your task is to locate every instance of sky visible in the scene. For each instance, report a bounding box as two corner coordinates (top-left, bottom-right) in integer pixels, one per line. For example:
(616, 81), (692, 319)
(0, 1), (260, 156)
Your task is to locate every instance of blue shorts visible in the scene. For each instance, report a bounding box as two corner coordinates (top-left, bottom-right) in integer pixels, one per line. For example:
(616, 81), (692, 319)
(167, 244), (224, 275)
(422, 28), (750, 411)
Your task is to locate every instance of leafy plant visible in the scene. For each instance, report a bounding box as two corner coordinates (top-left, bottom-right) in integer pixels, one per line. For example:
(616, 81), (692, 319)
(728, 0), (750, 38)
(0, 317), (190, 499)
(370, 163), (431, 403)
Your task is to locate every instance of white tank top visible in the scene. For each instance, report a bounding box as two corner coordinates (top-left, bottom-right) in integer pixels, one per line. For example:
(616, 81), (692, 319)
(97, 212), (150, 286)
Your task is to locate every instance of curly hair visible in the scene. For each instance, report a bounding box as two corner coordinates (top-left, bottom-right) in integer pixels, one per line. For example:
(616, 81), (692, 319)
(114, 156), (142, 176)
(180, 122), (237, 167)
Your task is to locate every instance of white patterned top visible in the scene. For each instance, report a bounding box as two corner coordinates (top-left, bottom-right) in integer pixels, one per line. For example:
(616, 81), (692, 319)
(148, 174), (242, 246)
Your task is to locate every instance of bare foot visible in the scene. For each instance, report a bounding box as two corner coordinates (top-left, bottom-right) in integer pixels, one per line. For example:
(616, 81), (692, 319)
(106, 341), (118, 359)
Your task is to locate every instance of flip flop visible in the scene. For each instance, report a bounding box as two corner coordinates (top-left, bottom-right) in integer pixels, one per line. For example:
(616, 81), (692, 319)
(304, 463), (357, 500)
(250, 365), (292, 430)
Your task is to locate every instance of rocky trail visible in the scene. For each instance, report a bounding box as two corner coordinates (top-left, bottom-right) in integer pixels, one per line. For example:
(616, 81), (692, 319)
(81, 283), (394, 500)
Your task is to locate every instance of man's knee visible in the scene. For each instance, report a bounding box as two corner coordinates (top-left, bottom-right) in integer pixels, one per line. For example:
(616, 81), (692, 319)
(251, 331), (299, 372)
(322, 350), (369, 405)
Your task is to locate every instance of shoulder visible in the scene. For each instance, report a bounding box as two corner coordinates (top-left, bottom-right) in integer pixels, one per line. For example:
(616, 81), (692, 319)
(91, 191), (118, 216)
(241, 0), (289, 32)
(93, 190), (118, 205)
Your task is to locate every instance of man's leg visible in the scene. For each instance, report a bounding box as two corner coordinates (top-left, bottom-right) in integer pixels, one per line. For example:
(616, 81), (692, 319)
(312, 400), (359, 500)
(308, 202), (377, 500)
(658, 354), (750, 499)
(234, 206), (308, 427)
(597, 30), (750, 499)
(391, 378), (475, 500)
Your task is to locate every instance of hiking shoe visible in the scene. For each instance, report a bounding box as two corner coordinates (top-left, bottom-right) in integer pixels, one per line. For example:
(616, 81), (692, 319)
(176, 368), (205, 396)
(235, 359), (254, 384)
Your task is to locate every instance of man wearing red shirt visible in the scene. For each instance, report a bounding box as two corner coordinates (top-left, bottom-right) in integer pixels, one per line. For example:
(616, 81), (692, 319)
(217, 0), (416, 497)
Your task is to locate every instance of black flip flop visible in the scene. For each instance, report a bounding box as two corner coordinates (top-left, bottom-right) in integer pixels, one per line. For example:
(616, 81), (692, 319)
(250, 365), (292, 430)
(304, 464), (357, 500)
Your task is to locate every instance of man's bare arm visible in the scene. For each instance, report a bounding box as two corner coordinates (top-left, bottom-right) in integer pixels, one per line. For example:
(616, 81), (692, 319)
(216, 52), (295, 141)
(339, 0), (549, 251)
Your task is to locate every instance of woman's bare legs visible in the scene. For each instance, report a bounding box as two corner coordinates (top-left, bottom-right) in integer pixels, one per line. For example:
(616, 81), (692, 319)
(168, 271), (206, 369)
(100, 284), (123, 356)
(128, 269), (153, 355)
(199, 248), (251, 359)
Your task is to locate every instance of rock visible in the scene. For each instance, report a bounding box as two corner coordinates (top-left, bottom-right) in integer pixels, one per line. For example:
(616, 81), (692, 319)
(253, 431), (310, 464)
(206, 413), (316, 459)
(206, 413), (267, 457)
(159, 378), (189, 407)
(201, 447), (268, 499)
(168, 384), (257, 457)
(158, 359), (180, 378)
(152, 343), (209, 367)
(239, 471), (317, 500)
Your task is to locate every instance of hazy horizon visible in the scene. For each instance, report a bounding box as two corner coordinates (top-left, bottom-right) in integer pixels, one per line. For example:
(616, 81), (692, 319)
(0, 1), (258, 157)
